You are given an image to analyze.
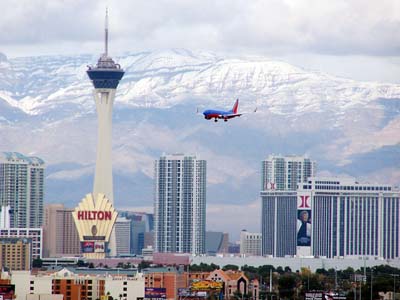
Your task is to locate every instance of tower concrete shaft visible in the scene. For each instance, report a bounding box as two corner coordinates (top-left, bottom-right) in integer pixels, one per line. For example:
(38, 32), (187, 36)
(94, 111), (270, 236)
(92, 88), (117, 257)
(93, 89), (115, 202)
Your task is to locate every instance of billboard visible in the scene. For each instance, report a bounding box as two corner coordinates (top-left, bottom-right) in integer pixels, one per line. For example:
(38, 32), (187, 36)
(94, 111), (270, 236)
(72, 193), (118, 258)
(297, 210), (311, 246)
(82, 241), (95, 253)
(305, 292), (347, 300)
(178, 289), (208, 298)
(0, 285), (15, 300)
(297, 194), (312, 248)
(145, 288), (166, 299)
(191, 280), (223, 291)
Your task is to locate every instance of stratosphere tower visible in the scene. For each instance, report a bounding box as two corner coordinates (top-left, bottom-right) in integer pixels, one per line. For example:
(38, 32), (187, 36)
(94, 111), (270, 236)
(86, 9), (124, 256)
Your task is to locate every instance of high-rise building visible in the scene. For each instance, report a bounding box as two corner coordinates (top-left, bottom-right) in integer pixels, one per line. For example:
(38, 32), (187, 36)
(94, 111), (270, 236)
(118, 211), (154, 255)
(0, 152), (45, 228)
(154, 154), (206, 254)
(0, 238), (31, 271)
(240, 230), (262, 256)
(115, 217), (131, 256)
(261, 155), (316, 191)
(261, 177), (400, 259)
(43, 204), (81, 257)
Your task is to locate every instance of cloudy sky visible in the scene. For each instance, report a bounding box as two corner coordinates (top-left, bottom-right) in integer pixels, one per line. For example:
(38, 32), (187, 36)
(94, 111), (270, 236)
(1, 0), (400, 82)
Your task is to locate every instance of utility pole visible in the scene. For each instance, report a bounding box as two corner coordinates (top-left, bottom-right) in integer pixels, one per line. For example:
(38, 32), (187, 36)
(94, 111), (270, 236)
(270, 269), (272, 293)
(370, 272), (373, 300)
(335, 267), (338, 290)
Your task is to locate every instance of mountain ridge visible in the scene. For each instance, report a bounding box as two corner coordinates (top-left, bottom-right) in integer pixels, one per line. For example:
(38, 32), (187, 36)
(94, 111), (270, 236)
(0, 49), (398, 209)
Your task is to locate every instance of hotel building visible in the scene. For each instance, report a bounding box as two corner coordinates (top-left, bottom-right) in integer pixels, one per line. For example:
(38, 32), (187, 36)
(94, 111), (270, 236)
(0, 238), (31, 271)
(261, 177), (400, 259)
(0, 228), (42, 259)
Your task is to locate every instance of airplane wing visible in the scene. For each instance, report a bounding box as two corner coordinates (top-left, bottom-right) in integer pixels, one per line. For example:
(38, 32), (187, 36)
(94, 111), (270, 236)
(223, 113), (242, 119)
(223, 107), (257, 118)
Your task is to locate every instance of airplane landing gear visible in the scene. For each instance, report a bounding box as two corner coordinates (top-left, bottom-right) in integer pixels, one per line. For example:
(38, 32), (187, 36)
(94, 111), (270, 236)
(214, 119), (218, 122)
(224, 119), (227, 122)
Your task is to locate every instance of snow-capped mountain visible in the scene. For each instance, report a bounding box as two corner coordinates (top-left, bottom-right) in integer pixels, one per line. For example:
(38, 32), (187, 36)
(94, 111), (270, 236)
(0, 49), (399, 208)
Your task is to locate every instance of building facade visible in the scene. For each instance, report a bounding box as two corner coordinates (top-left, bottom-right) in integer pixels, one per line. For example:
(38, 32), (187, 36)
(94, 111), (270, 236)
(144, 268), (188, 300)
(0, 152), (45, 228)
(10, 267), (144, 300)
(154, 154), (206, 254)
(0, 238), (31, 271)
(0, 228), (42, 259)
(119, 211), (154, 255)
(261, 155), (315, 191)
(261, 177), (400, 259)
(43, 204), (81, 258)
(115, 217), (131, 256)
(240, 230), (262, 256)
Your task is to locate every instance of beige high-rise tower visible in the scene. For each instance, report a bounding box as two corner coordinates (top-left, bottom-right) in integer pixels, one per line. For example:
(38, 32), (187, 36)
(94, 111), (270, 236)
(43, 204), (81, 257)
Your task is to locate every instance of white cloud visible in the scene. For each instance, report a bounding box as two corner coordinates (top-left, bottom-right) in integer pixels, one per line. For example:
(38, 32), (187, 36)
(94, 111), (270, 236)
(1, 0), (399, 57)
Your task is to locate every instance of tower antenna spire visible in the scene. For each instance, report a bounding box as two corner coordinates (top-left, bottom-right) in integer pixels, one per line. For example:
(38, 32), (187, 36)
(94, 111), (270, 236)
(105, 7), (109, 57)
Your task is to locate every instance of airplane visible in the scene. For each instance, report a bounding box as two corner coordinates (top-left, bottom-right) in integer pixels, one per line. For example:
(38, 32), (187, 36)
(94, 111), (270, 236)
(201, 99), (256, 122)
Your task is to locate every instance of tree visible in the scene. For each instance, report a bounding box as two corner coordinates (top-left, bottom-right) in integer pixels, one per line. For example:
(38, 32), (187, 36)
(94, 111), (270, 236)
(77, 260), (86, 267)
(32, 257), (43, 268)
(189, 263), (219, 272)
(223, 264), (239, 271)
(278, 274), (297, 300)
(138, 260), (151, 271)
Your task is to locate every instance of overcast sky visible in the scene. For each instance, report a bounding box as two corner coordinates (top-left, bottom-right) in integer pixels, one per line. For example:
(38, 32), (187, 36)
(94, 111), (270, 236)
(1, 0), (400, 82)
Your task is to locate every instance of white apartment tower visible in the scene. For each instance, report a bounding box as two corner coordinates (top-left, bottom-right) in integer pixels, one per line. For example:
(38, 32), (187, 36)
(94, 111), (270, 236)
(261, 155), (316, 191)
(154, 154), (206, 254)
(0, 152), (45, 228)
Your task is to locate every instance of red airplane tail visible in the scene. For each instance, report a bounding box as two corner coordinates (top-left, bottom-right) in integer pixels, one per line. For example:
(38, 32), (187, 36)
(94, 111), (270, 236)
(232, 99), (239, 114)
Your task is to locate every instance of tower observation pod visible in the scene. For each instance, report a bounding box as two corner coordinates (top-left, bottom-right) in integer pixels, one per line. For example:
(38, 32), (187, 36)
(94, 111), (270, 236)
(84, 9), (124, 257)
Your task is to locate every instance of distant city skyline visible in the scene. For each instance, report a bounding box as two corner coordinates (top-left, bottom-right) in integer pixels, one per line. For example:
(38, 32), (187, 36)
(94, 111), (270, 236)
(0, 1), (399, 243)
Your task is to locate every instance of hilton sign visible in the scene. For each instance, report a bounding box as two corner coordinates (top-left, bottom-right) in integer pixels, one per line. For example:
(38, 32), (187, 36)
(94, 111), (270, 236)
(77, 210), (112, 221)
(72, 193), (118, 258)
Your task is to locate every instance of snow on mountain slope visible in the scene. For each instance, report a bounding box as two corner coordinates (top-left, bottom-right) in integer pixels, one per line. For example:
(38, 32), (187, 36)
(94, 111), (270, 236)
(0, 49), (399, 207)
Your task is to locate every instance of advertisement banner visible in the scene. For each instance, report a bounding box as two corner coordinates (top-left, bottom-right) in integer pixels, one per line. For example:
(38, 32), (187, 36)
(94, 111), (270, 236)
(191, 280), (223, 291)
(305, 292), (347, 300)
(178, 289), (208, 298)
(82, 241), (95, 253)
(145, 288), (166, 299)
(94, 241), (105, 253)
(297, 193), (312, 248)
(297, 209), (311, 246)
